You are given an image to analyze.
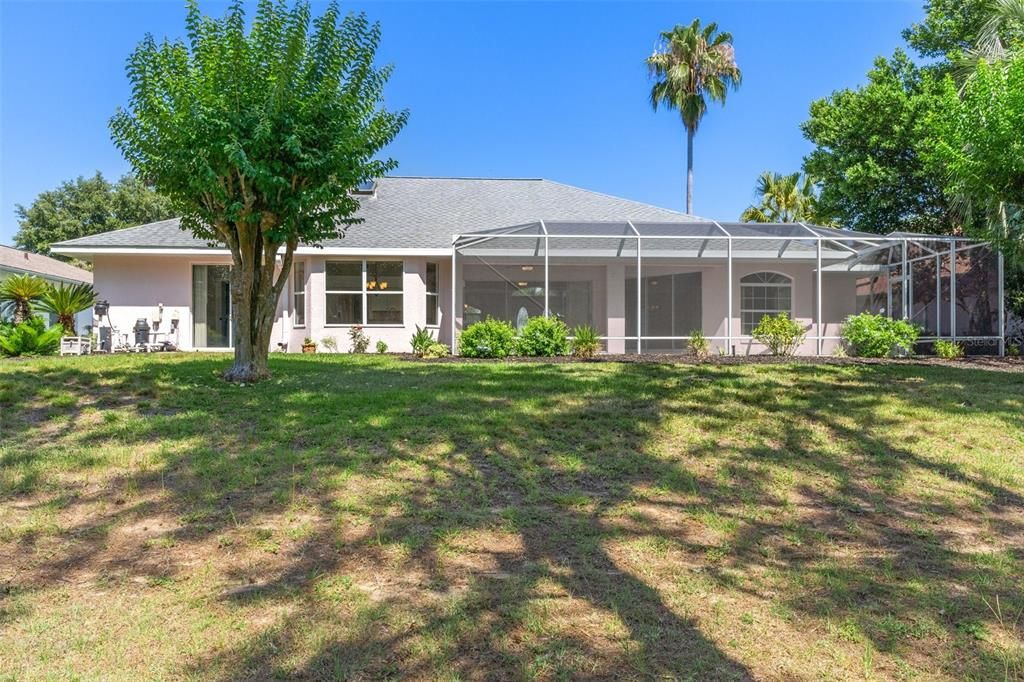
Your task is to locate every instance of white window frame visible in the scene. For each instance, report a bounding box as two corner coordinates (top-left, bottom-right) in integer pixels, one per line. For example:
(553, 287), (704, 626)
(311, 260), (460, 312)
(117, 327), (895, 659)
(292, 261), (306, 328)
(425, 262), (440, 328)
(740, 271), (793, 335)
(324, 259), (405, 327)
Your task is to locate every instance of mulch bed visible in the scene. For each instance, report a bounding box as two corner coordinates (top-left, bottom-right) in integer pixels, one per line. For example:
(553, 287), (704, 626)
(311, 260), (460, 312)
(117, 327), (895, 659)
(401, 353), (1024, 372)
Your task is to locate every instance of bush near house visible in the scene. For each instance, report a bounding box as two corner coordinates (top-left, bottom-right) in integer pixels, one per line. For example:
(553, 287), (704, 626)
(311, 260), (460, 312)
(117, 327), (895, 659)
(933, 339), (965, 359)
(348, 326), (370, 354)
(0, 316), (64, 357)
(410, 325), (435, 357)
(571, 324), (601, 359)
(751, 313), (806, 356)
(422, 342), (450, 358)
(459, 318), (517, 358)
(841, 312), (920, 358)
(515, 316), (569, 357)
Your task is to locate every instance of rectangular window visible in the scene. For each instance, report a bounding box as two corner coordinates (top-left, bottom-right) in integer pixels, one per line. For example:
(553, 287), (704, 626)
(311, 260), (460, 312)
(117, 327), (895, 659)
(292, 262), (306, 328)
(425, 262), (439, 326)
(325, 260), (404, 326)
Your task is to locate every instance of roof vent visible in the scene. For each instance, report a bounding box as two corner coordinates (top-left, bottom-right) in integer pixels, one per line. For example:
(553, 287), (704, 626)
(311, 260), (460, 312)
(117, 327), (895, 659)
(351, 180), (377, 197)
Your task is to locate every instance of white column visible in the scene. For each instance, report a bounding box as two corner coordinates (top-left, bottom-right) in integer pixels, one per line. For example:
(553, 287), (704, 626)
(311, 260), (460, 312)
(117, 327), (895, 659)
(636, 236), (642, 354)
(726, 238), (733, 355)
(998, 250), (1005, 356)
(544, 235), (550, 318)
(901, 239), (909, 320)
(816, 239), (822, 356)
(936, 254), (942, 336)
(950, 240), (957, 343)
(450, 244), (457, 348)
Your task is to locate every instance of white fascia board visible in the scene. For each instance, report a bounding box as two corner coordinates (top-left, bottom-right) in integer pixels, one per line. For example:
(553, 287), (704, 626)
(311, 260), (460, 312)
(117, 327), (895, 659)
(50, 246), (454, 257)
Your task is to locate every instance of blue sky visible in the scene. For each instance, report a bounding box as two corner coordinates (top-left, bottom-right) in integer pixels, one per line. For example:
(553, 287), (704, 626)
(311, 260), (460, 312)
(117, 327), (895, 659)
(0, 1), (923, 244)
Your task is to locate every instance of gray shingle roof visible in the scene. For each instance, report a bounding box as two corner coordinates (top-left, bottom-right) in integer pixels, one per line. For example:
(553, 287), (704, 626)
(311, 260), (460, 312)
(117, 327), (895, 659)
(52, 177), (698, 251)
(0, 245), (93, 283)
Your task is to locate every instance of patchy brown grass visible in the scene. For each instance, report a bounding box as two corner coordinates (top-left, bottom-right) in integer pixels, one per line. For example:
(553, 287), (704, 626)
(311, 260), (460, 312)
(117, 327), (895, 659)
(1, 353), (1022, 680)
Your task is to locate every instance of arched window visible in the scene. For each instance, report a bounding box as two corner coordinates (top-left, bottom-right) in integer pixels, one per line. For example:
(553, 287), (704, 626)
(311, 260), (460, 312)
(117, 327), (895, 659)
(740, 272), (793, 334)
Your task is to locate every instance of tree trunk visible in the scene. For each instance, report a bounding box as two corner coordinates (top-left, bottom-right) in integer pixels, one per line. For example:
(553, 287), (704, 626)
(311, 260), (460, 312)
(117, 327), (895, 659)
(686, 126), (695, 215)
(14, 302), (30, 325)
(221, 221), (296, 383)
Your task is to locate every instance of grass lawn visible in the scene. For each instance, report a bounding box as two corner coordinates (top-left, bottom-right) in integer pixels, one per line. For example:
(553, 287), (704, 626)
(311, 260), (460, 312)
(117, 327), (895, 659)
(1, 353), (1022, 680)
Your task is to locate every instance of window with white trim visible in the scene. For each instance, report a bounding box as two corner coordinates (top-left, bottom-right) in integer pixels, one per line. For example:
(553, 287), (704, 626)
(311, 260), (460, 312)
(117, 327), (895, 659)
(425, 262), (439, 326)
(740, 272), (793, 334)
(292, 262), (305, 328)
(325, 260), (404, 325)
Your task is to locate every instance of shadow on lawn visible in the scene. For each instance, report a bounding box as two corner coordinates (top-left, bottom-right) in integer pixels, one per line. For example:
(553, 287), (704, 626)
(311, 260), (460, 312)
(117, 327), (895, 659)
(1, 354), (1023, 678)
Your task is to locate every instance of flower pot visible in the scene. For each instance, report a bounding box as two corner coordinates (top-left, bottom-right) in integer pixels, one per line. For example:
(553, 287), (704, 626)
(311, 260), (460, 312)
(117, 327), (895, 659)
(302, 344), (317, 354)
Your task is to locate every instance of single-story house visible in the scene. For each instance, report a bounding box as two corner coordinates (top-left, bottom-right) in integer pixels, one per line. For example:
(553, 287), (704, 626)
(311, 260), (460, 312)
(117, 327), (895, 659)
(50, 176), (1006, 355)
(0, 244), (95, 332)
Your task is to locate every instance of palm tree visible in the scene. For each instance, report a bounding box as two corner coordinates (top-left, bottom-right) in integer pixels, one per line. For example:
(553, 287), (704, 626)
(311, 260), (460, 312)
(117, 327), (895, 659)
(647, 19), (742, 214)
(37, 282), (97, 335)
(954, 0), (1024, 87)
(0, 274), (49, 324)
(740, 171), (824, 223)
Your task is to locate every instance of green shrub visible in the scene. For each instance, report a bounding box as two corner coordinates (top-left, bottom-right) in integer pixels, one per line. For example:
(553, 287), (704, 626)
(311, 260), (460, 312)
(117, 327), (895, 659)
(515, 316), (569, 357)
(410, 325), (434, 356)
(571, 324), (601, 359)
(423, 342), (450, 358)
(689, 329), (710, 359)
(320, 336), (337, 352)
(459, 318), (516, 358)
(933, 339), (965, 359)
(751, 313), (806, 356)
(1009, 343), (1021, 357)
(375, 339), (388, 354)
(0, 316), (63, 357)
(348, 325), (369, 353)
(841, 313), (920, 358)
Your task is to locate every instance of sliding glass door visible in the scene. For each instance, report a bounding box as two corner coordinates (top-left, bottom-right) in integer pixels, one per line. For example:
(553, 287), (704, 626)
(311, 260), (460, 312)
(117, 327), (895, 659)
(192, 265), (232, 348)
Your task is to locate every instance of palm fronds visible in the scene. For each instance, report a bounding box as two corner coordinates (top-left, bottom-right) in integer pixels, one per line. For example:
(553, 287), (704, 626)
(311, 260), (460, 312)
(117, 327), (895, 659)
(37, 282), (98, 335)
(0, 274), (49, 324)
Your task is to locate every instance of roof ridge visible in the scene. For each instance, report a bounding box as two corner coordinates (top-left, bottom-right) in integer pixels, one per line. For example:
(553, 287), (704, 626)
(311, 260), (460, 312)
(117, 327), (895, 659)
(383, 175), (544, 181)
(538, 178), (703, 221)
(55, 217), (183, 245)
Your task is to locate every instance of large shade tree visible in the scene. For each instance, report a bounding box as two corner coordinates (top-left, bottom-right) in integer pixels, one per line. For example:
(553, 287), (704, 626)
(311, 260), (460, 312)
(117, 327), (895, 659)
(647, 19), (741, 215)
(14, 172), (173, 260)
(110, 0), (407, 381)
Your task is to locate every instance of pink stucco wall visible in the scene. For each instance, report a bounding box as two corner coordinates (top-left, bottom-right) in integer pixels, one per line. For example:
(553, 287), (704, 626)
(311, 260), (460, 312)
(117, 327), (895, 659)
(93, 253), (860, 355)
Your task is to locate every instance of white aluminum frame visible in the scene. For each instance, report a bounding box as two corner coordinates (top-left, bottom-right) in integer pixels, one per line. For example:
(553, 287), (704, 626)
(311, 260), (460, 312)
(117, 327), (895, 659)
(451, 222), (1005, 356)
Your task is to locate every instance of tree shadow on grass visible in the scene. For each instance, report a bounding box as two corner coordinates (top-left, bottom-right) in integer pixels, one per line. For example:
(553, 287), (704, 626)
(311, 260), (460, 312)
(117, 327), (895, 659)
(1, 355), (1022, 678)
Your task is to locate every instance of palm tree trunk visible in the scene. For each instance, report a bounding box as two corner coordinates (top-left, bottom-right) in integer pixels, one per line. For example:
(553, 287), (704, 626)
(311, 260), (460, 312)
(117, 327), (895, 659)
(686, 126), (695, 214)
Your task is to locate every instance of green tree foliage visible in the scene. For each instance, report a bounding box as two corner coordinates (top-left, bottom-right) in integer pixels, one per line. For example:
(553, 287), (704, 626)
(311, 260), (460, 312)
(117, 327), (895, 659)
(109, 0), (407, 381)
(739, 171), (825, 224)
(927, 57), (1024, 289)
(903, 0), (996, 57)
(0, 274), (49, 324)
(801, 52), (954, 234)
(14, 172), (173, 258)
(37, 282), (98, 335)
(647, 19), (741, 214)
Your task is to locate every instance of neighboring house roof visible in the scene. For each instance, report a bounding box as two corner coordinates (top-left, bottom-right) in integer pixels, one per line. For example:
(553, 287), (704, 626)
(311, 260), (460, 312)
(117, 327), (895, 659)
(51, 177), (699, 253)
(0, 244), (93, 283)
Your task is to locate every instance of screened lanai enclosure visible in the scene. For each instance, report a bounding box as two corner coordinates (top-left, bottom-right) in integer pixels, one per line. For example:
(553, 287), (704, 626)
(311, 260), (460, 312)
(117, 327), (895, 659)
(450, 221), (1005, 356)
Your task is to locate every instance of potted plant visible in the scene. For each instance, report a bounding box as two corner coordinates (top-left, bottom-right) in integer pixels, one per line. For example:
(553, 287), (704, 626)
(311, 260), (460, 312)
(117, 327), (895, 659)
(301, 337), (317, 353)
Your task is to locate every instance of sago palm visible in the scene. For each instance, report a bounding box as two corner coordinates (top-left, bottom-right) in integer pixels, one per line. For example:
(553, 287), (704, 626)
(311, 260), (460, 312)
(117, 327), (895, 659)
(740, 171), (824, 224)
(647, 19), (741, 214)
(0, 273), (49, 324)
(37, 282), (98, 335)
